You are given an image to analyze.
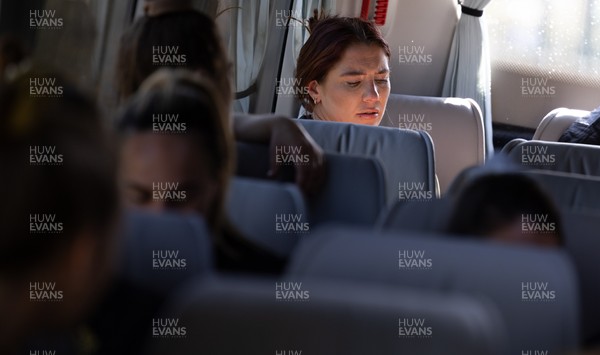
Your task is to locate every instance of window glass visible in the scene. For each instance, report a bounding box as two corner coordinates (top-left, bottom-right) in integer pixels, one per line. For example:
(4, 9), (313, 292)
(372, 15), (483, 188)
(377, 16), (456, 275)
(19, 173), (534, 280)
(488, 0), (600, 84)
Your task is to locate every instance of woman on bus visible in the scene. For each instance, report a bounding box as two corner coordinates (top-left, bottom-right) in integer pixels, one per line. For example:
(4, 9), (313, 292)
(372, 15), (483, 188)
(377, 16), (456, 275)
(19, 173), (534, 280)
(0, 72), (119, 353)
(118, 68), (285, 274)
(294, 11), (391, 126)
(445, 173), (564, 248)
(116, 2), (324, 194)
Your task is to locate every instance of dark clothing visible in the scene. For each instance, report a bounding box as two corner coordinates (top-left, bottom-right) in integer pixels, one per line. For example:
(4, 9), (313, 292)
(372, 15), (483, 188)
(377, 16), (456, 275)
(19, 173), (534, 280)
(298, 114), (312, 120)
(23, 278), (166, 355)
(559, 106), (600, 145)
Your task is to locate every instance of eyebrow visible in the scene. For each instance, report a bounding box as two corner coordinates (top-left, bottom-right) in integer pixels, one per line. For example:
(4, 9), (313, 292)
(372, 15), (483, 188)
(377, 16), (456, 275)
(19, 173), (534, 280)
(340, 68), (390, 77)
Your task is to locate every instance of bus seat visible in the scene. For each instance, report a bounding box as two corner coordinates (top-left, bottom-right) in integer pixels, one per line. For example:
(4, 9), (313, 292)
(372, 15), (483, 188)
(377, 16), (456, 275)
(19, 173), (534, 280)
(381, 94), (485, 194)
(378, 169), (600, 234)
(502, 139), (600, 176)
(119, 211), (214, 294)
(298, 120), (437, 206)
(227, 177), (308, 258)
(147, 277), (507, 355)
(309, 152), (386, 226)
(533, 108), (589, 142)
(287, 226), (581, 354)
(377, 198), (451, 234)
(523, 170), (600, 214)
(235, 142), (386, 227)
(562, 210), (600, 345)
(235, 142), (272, 180)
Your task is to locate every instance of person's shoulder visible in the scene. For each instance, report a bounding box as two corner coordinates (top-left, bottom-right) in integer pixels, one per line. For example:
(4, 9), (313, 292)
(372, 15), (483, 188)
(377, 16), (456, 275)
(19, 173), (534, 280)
(559, 107), (600, 145)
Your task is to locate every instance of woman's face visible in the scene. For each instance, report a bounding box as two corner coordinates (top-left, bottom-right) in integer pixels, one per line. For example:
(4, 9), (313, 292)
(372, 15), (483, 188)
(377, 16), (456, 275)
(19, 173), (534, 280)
(119, 133), (219, 215)
(308, 43), (390, 126)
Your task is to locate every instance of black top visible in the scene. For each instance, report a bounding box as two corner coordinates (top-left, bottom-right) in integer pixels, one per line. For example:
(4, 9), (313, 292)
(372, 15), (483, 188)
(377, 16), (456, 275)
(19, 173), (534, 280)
(559, 106), (600, 145)
(23, 278), (166, 355)
(298, 114), (313, 120)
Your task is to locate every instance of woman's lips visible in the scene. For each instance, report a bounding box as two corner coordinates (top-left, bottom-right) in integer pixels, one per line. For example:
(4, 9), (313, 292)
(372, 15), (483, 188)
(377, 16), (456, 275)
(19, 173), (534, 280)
(356, 110), (380, 120)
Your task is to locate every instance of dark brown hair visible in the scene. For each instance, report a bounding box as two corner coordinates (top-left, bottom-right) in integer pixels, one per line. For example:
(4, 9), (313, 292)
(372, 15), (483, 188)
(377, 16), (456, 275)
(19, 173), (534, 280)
(116, 10), (231, 101)
(0, 71), (118, 277)
(295, 11), (391, 111)
(446, 173), (564, 245)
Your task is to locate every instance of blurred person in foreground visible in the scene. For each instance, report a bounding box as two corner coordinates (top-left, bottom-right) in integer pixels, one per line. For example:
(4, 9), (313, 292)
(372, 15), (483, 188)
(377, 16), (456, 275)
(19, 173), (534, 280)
(118, 68), (285, 274)
(0, 72), (119, 353)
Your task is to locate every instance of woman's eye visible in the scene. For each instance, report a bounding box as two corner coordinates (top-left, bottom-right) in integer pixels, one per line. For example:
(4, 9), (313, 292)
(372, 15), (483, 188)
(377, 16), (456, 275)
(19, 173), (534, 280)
(376, 78), (390, 85)
(347, 81), (360, 87)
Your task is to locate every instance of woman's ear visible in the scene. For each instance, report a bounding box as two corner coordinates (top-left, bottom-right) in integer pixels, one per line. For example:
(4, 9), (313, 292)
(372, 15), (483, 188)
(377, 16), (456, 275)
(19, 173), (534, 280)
(307, 80), (321, 103)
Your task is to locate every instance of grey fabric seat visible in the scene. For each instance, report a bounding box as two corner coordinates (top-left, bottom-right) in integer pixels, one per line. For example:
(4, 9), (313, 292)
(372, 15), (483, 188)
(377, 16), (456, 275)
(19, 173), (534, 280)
(298, 120), (437, 206)
(286, 226), (581, 354)
(562, 210), (600, 344)
(502, 138), (600, 176)
(119, 211), (213, 293)
(381, 94), (486, 194)
(227, 177), (308, 258)
(533, 108), (589, 141)
(376, 198), (451, 234)
(235, 142), (386, 227)
(309, 152), (385, 226)
(524, 170), (600, 213)
(146, 277), (507, 355)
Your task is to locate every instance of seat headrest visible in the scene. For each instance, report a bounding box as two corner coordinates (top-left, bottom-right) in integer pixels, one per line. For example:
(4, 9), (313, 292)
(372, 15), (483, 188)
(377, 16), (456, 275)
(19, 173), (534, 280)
(119, 211), (214, 293)
(299, 119), (437, 206)
(287, 226), (580, 353)
(227, 177), (307, 257)
(146, 277), (507, 355)
(502, 139), (600, 176)
(382, 94), (485, 193)
(533, 108), (590, 141)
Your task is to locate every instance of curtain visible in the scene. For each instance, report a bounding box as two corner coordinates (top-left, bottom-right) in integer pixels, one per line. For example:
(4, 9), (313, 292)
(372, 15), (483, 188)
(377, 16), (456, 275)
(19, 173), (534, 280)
(217, 0), (270, 113)
(442, 0), (494, 156)
(291, 0), (336, 60)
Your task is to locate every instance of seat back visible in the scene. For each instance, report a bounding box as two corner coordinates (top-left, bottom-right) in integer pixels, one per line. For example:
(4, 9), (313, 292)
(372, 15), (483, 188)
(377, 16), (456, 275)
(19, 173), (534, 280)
(119, 211), (213, 293)
(287, 226), (581, 354)
(523, 170), (600, 214)
(502, 138), (600, 176)
(309, 152), (386, 226)
(226, 177), (307, 258)
(235, 142), (386, 227)
(299, 119), (437, 206)
(147, 277), (507, 355)
(533, 108), (589, 141)
(377, 198), (451, 234)
(235, 142), (273, 180)
(562, 211), (600, 344)
(381, 94), (485, 194)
